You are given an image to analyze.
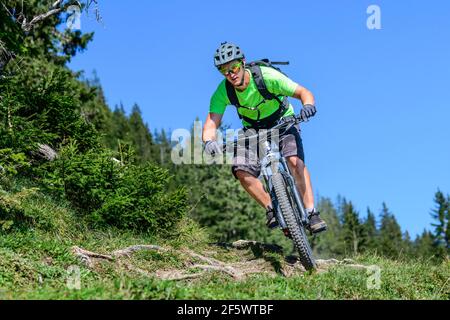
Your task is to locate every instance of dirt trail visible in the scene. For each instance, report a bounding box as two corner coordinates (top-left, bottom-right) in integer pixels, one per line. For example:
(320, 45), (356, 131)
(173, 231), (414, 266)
(72, 240), (371, 281)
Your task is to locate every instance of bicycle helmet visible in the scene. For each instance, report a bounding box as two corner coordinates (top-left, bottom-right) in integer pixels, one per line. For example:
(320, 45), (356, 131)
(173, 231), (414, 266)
(214, 42), (245, 67)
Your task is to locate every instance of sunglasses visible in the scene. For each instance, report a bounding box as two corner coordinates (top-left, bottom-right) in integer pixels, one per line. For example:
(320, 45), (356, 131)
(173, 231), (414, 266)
(219, 61), (243, 76)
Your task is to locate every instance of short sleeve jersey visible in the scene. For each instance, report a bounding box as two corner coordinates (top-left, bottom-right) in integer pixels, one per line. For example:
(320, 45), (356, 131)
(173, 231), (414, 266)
(209, 66), (298, 127)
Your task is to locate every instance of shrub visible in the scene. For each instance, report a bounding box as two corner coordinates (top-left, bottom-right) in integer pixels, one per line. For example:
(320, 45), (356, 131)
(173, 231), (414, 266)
(0, 58), (100, 156)
(0, 149), (30, 190)
(0, 149), (29, 176)
(0, 188), (38, 231)
(45, 143), (187, 234)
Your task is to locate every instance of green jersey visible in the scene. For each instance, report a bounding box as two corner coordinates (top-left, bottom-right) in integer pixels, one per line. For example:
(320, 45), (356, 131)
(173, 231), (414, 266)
(209, 66), (298, 127)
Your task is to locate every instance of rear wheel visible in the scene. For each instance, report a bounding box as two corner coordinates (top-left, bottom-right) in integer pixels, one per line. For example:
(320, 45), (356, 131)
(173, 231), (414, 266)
(272, 172), (317, 271)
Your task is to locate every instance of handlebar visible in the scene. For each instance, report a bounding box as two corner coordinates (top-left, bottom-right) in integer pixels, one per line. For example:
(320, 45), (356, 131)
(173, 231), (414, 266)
(221, 114), (305, 152)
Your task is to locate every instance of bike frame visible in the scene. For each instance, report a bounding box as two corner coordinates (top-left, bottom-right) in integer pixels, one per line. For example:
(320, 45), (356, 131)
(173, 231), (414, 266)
(260, 138), (309, 231)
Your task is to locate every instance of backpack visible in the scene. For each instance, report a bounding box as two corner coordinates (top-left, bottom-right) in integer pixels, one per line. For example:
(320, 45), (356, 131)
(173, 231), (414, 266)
(225, 59), (290, 129)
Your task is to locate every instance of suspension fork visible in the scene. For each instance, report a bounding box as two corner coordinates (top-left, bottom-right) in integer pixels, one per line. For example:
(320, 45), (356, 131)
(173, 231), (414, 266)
(262, 141), (288, 229)
(279, 157), (309, 225)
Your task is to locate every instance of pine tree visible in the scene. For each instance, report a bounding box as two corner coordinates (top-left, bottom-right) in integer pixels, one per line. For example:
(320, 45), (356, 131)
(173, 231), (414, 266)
(154, 129), (172, 168)
(401, 231), (415, 259)
(363, 207), (378, 253)
(128, 104), (154, 162)
(378, 202), (403, 258)
(446, 194), (450, 255)
(430, 190), (449, 258)
(313, 197), (344, 258)
(414, 230), (436, 260)
(79, 71), (112, 137)
(341, 199), (365, 256)
(107, 104), (132, 150)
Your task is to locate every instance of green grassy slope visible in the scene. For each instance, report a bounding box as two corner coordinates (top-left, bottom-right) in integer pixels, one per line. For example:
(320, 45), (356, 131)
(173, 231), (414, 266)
(0, 181), (448, 300)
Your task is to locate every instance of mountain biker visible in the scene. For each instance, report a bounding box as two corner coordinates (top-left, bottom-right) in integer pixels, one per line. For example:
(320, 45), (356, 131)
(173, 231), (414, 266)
(202, 42), (327, 234)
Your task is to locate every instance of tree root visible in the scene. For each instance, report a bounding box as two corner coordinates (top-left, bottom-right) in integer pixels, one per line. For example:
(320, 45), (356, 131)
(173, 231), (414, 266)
(112, 245), (167, 258)
(72, 246), (113, 267)
(71, 241), (373, 281)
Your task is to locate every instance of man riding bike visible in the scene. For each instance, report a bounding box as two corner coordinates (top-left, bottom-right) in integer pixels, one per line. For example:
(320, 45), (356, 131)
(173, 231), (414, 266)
(202, 42), (327, 234)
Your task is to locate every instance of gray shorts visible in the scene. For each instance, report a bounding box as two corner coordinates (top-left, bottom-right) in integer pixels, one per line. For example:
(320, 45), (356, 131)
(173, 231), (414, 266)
(231, 125), (305, 179)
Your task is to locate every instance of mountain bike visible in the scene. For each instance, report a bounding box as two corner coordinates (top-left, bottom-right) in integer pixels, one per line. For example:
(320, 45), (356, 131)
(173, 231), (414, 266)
(226, 115), (317, 270)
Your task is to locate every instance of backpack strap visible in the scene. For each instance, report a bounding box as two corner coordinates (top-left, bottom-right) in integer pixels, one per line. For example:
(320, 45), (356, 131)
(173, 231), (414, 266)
(247, 63), (275, 101)
(225, 64), (289, 129)
(225, 80), (243, 120)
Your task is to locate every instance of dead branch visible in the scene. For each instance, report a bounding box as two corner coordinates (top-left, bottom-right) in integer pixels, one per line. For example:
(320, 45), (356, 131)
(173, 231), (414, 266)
(34, 144), (58, 161)
(21, 1), (83, 32)
(22, 8), (63, 32)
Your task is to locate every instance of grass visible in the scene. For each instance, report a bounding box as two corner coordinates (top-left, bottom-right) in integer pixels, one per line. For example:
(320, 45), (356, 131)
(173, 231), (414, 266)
(0, 178), (449, 300)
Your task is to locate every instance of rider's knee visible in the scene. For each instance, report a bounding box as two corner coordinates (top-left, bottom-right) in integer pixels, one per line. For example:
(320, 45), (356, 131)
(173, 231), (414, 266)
(236, 170), (256, 184)
(287, 156), (305, 170)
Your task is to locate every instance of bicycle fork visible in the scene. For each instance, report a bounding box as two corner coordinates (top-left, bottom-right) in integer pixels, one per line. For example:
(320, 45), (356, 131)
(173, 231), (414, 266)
(262, 141), (309, 230)
(261, 141), (289, 230)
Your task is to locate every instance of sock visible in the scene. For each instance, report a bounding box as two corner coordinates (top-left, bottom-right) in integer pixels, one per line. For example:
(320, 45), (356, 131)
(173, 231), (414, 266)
(306, 207), (315, 215)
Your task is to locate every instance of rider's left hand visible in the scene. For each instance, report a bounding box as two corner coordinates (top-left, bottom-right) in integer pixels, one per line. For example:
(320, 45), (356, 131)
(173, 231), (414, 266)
(300, 104), (317, 121)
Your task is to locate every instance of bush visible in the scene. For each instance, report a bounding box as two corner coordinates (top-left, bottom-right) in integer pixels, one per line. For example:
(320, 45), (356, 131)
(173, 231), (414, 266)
(0, 149), (30, 190)
(0, 58), (100, 156)
(0, 188), (38, 231)
(0, 149), (29, 176)
(45, 143), (187, 234)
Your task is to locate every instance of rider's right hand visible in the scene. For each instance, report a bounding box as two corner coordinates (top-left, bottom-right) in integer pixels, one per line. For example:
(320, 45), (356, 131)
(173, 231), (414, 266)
(204, 140), (222, 157)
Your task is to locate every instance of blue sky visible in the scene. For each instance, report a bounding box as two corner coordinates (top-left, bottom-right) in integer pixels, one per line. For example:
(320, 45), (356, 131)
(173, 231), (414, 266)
(69, 0), (450, 238)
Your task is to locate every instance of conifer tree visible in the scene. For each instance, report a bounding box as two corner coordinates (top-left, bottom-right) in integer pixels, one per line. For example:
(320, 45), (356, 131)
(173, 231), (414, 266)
(401, 231), (415, 259)
(363, 207), (378, 253)
(154, 129), (173, 168)
(430, 190), (449, 258)
(313, 197), (344, 258)
(414, 230), (436, 260)
(341, 199), (365, 255)
(128, 104), (154, 162)
(378, 202), (403, 258)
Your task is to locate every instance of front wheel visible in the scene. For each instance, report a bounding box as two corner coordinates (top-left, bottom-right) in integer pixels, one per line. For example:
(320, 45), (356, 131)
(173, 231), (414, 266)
(272, 172), (317, 271)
